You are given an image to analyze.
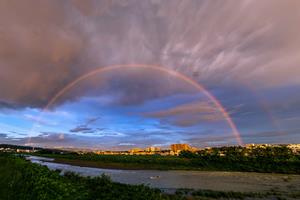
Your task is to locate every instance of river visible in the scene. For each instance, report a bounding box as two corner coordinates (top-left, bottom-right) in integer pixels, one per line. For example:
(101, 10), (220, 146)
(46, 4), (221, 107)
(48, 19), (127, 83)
(26, 155), (300, 193)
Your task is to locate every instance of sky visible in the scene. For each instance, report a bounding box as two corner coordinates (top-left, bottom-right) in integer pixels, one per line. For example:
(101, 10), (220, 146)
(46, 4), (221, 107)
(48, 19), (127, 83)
(0, 0), (300, 150)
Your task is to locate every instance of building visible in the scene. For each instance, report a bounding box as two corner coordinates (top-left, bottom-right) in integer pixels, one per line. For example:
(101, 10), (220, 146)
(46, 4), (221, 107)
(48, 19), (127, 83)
(190, 146), (199, 152)
(170, 144), (191, 152)
(145, 146), (161, 152)
(129, 148), (143, 154)
(245, 144), (275, 149)
(287, 144), (300, 153)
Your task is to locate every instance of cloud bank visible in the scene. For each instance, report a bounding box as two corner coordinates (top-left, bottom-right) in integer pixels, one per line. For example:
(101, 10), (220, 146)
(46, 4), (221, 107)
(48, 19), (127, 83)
(0, 0), (299, 109)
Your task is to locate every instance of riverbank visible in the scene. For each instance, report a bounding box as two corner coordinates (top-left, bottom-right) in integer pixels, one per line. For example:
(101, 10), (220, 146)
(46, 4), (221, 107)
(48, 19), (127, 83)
(52, 157), (194, 170)
(27, 155), (300, 194)
(34, 153), (300, 174)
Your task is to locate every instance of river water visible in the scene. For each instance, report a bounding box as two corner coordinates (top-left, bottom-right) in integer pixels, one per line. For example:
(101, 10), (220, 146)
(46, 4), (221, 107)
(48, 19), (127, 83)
(26, 156), (300, 192)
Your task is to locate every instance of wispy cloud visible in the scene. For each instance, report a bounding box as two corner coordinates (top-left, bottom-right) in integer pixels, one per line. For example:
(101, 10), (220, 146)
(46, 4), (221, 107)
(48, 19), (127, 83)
(0, 1), (299, 109)
(69, 116), (101, 133)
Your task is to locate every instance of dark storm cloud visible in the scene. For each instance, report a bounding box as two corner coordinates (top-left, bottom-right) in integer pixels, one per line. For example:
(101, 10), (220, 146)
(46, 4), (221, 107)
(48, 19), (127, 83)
(0, 0), (86, 108)
(0, 100), (20, 110)
(1, 0), (299, 109)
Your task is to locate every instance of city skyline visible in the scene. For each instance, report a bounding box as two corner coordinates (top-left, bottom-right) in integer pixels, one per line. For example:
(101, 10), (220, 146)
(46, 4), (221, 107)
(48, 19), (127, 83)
(1, 0), (300, 149)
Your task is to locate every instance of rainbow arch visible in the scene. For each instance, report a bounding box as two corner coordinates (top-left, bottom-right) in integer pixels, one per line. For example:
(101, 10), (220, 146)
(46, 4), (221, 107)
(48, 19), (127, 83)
(34, 64), (243, 146)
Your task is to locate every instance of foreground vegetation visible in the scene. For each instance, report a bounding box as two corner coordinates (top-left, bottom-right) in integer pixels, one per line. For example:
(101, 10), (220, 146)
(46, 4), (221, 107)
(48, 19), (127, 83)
(0, 153), (179, 200)
(36, 146), (300, 174)
(1, 153), (299, 200)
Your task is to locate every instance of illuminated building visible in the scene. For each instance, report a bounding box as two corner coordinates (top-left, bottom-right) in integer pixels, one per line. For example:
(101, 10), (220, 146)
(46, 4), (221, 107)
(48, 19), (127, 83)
(170, 144), (191, 152)
(145, 146), (161, 152)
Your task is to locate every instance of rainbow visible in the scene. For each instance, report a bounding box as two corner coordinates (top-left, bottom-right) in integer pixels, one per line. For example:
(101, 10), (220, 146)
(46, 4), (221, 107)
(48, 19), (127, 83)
(235, 77), (282, 134)
(30, 64), (243, 146)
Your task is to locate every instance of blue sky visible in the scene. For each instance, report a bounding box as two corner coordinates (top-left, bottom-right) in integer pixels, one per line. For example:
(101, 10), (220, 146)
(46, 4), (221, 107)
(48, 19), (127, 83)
(0, 0), (300, 149)
(1, 76), (299, 149)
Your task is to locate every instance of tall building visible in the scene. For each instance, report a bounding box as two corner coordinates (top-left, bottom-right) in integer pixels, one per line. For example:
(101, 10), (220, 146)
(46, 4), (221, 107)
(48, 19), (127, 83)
(170, 144), (191, 152)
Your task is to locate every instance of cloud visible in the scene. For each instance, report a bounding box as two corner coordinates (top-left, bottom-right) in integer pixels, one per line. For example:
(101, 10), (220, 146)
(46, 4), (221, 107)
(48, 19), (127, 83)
(0, 100), (20, 110)
(70, 126), (93, 133)
(118, 143), (135, 146)
(243, 129), (300, 139)
(69, 116), (101, 133)
(0, 0), (299, 109)
(145, 101), (217, 117)
(185, 128), (300, 147)
(86, 116), (101, 125)
(96, 131), (126, 137)
(0, 132), (73, 147)
(0, 1), (85, 108)
(143, 101), (227, 127)
(24, 114), (57, 126)
(159, 0), (300, 89)
(28, 132), (67, 144)
(0, 130), (148, 149)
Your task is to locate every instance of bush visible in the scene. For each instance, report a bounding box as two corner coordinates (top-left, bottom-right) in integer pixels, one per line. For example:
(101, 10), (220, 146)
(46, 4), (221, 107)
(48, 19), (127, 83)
(0, 153), (182, 200)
